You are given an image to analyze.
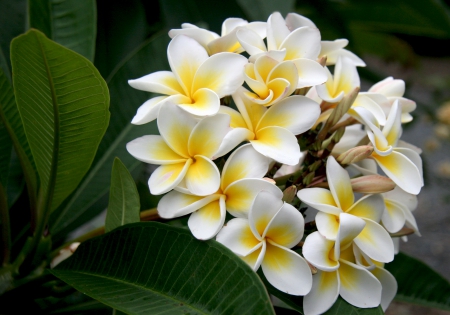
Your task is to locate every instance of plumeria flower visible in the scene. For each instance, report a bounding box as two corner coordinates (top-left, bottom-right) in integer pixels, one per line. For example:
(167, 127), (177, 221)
(215, 88), (320, 165)
(242, 55), (298, 106)
(217, 190), (312, 295)
(157, 144), (282, 240)
(297, 156), (394, 263)
(381, 186), (420, 234)
(360, 102), (423, 194)
(126, 102), (230, 196)
(368, 77), (416, 123)
(128, 34), (247, 124)
(169, 18), (266, 55)
(302, 214), (382, 315)
(316, 57), (360, 103)
(236, 12), (327, 88)
(284, 12), (366, 67)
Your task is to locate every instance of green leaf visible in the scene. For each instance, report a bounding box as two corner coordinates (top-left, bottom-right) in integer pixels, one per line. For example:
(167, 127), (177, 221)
(386, 252), (450, 310)
(323, 297), (384, 315)
(49, 34), (169, 238)
(52, 222), (275, 315)
(28, 0), (97, 60)
(105, 158), (140, 233)
(11, 29), (110, 213)
(236, 0), (295, 21)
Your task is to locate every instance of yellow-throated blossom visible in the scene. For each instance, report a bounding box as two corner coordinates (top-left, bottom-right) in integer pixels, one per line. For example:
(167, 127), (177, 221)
(126, 102), (230, 196)
(169, 18), (266, 55)
(302, 215), (382, 315)
(215, 88), (320, 165)
(217, 190), (312, 295)
(297, 156), (394, 263)
(128, 34), (247, 124)
(157, 144), (281, 240)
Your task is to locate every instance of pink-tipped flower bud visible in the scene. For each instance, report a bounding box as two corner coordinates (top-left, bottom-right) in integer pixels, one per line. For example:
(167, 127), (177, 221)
(282, 185), (297, 203)
(351, 175), (395, 194)
(337, 145), (374, 165)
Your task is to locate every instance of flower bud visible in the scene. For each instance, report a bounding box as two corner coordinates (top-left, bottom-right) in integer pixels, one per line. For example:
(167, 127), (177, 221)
(282, 185), (297, 203)
(337, 145), (374, 165)
(350, 175), (395, 193)
(50, 242), (80, 268)
(326, 87), (360, 128)
(262, 177), (276, 184)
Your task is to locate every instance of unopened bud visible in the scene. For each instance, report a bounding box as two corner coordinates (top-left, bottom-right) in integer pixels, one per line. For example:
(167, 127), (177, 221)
(351, 175), (395, 193)
(337, 145), (374, 165)
(308, 160), (322, 172)
(303, 172), (315, 186)
(332, 126), (346, 143)
(390, 227), (415, 237)
(262, 177), (276, 184)
(327, 87), (360, 128)
(318, 56), (327, 67)
(50, 242), (81, 268)
(282, 185), (297, 203)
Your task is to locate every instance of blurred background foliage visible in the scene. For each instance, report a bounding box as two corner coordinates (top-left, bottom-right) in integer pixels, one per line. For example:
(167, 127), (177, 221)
(1, 0), (450, 314)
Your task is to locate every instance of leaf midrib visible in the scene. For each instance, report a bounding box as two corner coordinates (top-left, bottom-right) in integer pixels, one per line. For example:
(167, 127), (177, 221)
(54, 269), (210, 315)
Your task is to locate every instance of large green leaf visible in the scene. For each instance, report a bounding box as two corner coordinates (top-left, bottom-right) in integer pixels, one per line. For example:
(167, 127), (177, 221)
(386, 252), (450, 310)
(49, 34), (169, 238)
(236, 0), (295, 21)
(105, 158), (140, 233)
(52, 222), (275, 315)
(28, 0), (97, 61)
(11, 29), (110, 213)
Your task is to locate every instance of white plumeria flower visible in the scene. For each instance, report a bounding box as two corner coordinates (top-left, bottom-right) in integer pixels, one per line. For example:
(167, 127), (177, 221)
(216, 88), (320, 165)
(302, 215), (382, 315)
(381, 186), (420, 234)
(297, 156), (394, 263)
(284, 12), (366, 67)
(126, 102), (230, 196)
(360, 102), (423, 194)
(236, 12), (327, 88)
(157, 144), (282, 240)
(168, 18), (266, 55)
(242, 55), (298, 106)
(316, 57), (360, 103)
(368, 77), (416, 123)
(217, 190), (312, 295)
(128, 34), (247, 124)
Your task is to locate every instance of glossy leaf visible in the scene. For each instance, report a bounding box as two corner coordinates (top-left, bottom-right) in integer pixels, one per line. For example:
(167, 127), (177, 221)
(52, 222), (275, 315)
(386, 252), (450, 310)
(323, 297), (384, 315)
(49, 34), (169, 238)
(105, 158), (140, 233)
(236, 0), (295, 21)
(28, 0), (97, 61)
(11, 29), (110, 213)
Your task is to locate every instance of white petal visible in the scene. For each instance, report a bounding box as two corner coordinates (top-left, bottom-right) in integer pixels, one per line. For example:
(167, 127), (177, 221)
(267, 12), (290, 51)
(128, 71), (184, 95)
(285, 12), (316, 30)
(185, 155), (220, 196)
(236, 28), (267, 56)
(221, 144), (271, 190)
(126, 135), (186, 165)
(338, 259), (382, 308)
(157, 190), (220, 219)
(263, 202), (304, 248)
(383, 101), (402, 146)
(371, 266), (397, 311)
(369, 77), (404, 97)
(292, 58), (328, 88)
(149, 160), (192, 195)
(354, 218), (394, 263)
(394, 147), (423, 186)
(303, 231), (339, 271)
(262, 240), (313, 295)
(303, 270), (339, 315)
(168, 35), (209, 96)
(179, 87), (220, 116)
(213, 127), (254, 158)
(249, 190), (283, 238)
(351, 94), (387, 126)
(316, 211), (340, 240)
(192, 52), (247, 97)
(281, 27), (321, 60)
(383, 186), (418, 211)
(327, 156), (354, 211)
(225, 179), (282, 218)
(335, 213), (366, 258)
(216, 218), (261, 256)
(131, 96), (168, 125)
(382, 199), (406, 233)
(333, 56), (360, 96)
(188, 196), (226, 240)
(242, 241), (266, 271)
(297, 188), (342, 216)
(168, 27), (219, 48)
(325, 47), (366, 67)
(251, 126), (301, 165)
(347, 194), (385, 223)
(320, 39), (348, 56)
(221, 18), (247, 36)
(257, 95), (320, 135)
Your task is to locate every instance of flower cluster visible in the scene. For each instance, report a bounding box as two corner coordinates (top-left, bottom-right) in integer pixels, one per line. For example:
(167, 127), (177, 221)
(126, 11), (422, 315)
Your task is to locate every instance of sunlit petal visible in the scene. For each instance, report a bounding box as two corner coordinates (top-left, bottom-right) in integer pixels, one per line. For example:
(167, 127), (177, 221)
(281, 27), (321, 60)
(267, 12), (290, 51)
(325, 47), (366, 67)
(188, 196), (226, 240)
(266, 78), (291, 104)
(382, 199), (406, 233)
(371, 266), (397, 311)
(168, 27), (219, 51)
(185, 155), (220, 196)
(316, 212), (340, 240)
(252, 126), (301, 165)
(242, 241), (266, 271)
(213, 127), (254, 159)
(394, 147), (423, 186)
(263, 203), (304, 248)
(297, 188), (342, 215)
(303, 270), (339, 315)
(131, 96), (168, 125)
(335, 213), (366, 259)
(216, 218), (261, 256)
(303, 231), (339, 271)
(149, 160), (192, 195)
(383, 101), (402, 146)
(262, 240), (313, 295)
(249, 190), (283, 238)
(354, 219), (394, 263)
(338, 259), (382, 308)
(157, 190), (220, 219)
(327, 156), (354, 211)
(126, 135), (186, 165)
(128, 71), (185, 95)
(333, 57), (360, 96)
(267, 60), (298, 96)
(292, 58), (328, 88)
(347, 194), (385, 222)
(179, 87), (220, 116)
(285, 12), (316, 30)
(236, 28), (267, 56)
(218, 106), (247, 128)
(351, 94), (387, 126)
